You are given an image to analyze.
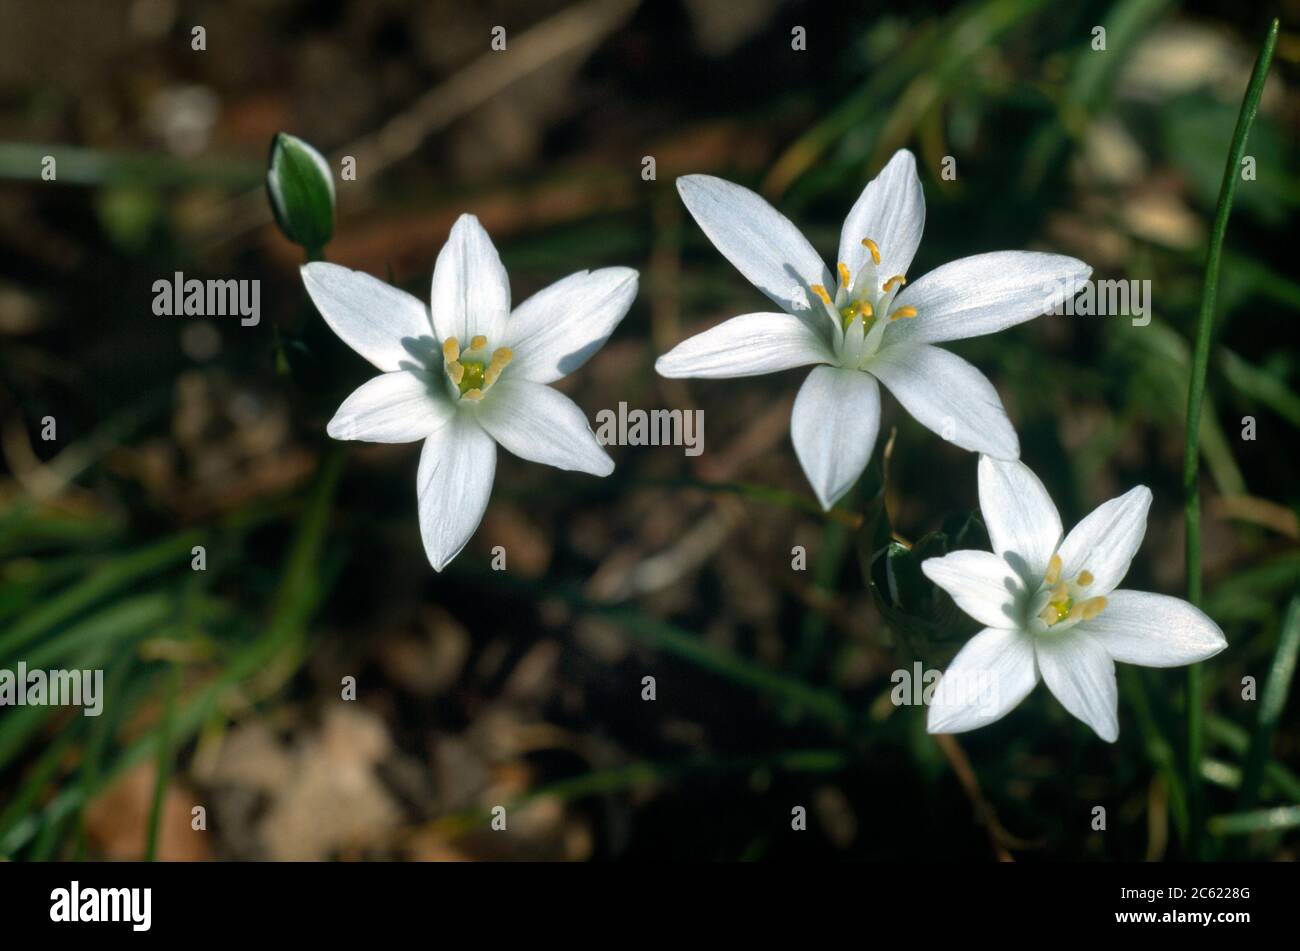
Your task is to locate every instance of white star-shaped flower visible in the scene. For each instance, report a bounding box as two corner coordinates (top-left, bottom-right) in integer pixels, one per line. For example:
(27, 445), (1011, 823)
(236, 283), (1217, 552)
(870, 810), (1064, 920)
(922, 455), (1227, 741)
(656, 150), (1093, 509)
(302, 214), (638, 571)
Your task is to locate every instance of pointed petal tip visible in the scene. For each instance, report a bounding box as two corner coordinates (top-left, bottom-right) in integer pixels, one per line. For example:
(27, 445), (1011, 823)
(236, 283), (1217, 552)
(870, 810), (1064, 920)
(924, 704), (945, 735)
(299, 260), (339, 284)
(597, 266), (639, 294)
(803, 474), (840, 512)
(924, 708), (966, 737)
(578, 443), (616, 478)
(444, 211), (494, 245)
(810, 490), (836, 512)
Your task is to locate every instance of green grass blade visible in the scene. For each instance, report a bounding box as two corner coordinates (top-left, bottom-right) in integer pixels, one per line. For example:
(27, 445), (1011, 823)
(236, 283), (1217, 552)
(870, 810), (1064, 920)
(144, 665), (181, 861)
(0, 531), (199, 661)
(1207, 714), (1300, 803)
(1209, 805), (1300, 836)
(1180, 17), (1279, 860)
(1237, 593), (1300, 813)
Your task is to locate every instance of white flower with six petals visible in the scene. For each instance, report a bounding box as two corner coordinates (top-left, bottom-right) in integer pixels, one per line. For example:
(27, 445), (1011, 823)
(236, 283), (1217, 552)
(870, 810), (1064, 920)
(922, 455), (1227, 742)
(656, 150), (1092, 509)
(302, 214), (637, 571)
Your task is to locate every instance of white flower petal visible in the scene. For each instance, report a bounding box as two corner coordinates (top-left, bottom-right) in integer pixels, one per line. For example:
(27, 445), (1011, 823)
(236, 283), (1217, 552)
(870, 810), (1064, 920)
(927, 627), (1038, 735)
(416, 414), (497, 572)
(1078, 590), (1227, 668)
(300, 263), (434, 372)
(887, 251), (1092, 346)
(1057, 485), (1152, 596)
(474, 378), (613, 476)
(790, 366), (880, 509)
(1035, 631), (1119, 742)
(977, 455), (1063, 583)
(866, 344), (1019, 459)
(837, 149), (925, 283)
(676, 175), (834, 316)
(655, 312), (833, 379)
(430, 213), (511, 345)
(505, 268), (638, 384)
(327, 370), (454, 444)
(921, 550), (1023, 630)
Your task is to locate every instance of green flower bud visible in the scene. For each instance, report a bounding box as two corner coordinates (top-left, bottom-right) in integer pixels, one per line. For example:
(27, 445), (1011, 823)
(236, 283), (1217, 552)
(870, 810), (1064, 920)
(266, 133), (335, 252)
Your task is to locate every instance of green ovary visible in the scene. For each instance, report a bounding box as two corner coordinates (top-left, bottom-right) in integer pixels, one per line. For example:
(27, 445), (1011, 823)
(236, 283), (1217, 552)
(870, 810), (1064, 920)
(458, 360), (485, 394)
(839, 302), (877, 333)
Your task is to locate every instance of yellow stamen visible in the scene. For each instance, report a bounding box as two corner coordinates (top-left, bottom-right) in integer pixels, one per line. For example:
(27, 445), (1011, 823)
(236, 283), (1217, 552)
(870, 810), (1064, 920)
(837, 262), (852, 289)
(1080, 596), (1107, 620)
(889, 306), (917, 321)
(1051, 581), (1069, 601)
(447, 361), (465, 385)
(461, 388), (484, 401)
(1038, 604), (1061, 625)
(469, 335), (488, 351)
(810, 284), (832, 306)
(463, 347), (513, 392)
(1045, 553), (1062, 585)
(861, 237), (881, 265)
(860, 300), (873, 318)
(882, 274), (907, 292)
(442, 338), (460, 363)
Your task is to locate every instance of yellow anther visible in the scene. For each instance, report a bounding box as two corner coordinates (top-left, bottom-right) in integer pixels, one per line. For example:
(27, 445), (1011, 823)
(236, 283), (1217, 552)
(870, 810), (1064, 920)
(1077, 570), (1094, 587)
(1051, 581), (1069, 601)
(1080, 596), (1107, 620)
(469, 335), (488, 351)
(882, 274), (907, 292)
(447, 361), (465, 385)
(461, 388), (484, 401)
(837, 262), (852, 289)
(889, 306), (918, 321)
(490, 347), (513, 368)
(860, 300), (873, 318)
(1045, 553), (1062, 585)
(861, 237), (881, 265)
(442, 338), (460, 363)
(484, 365), (502, 388)
(810, 284), (832, 306)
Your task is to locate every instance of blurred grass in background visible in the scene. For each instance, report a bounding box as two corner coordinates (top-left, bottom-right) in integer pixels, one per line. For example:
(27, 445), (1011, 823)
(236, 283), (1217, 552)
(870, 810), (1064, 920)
(0, 0), (1296, 860)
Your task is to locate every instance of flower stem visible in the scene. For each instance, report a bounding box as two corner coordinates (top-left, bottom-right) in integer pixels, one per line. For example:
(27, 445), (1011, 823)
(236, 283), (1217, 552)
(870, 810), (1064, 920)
(1182, 17), (1278, 860)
